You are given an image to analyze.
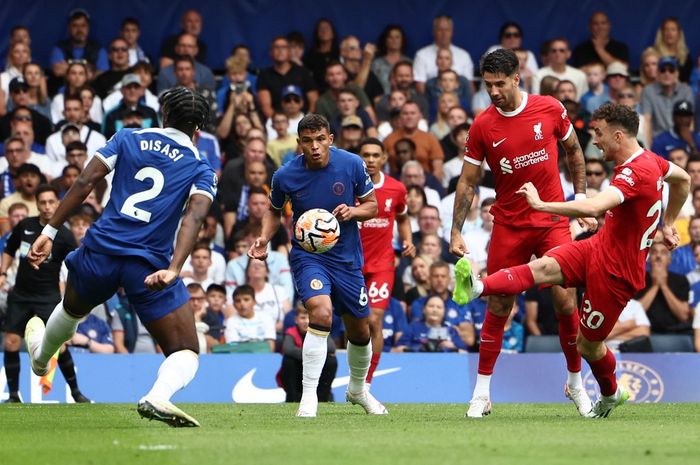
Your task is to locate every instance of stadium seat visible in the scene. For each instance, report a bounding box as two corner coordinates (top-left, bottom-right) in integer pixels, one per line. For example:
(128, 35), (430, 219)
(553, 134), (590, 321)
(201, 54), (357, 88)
(649, 335), (694, 353)
(524, 335), (561, 353)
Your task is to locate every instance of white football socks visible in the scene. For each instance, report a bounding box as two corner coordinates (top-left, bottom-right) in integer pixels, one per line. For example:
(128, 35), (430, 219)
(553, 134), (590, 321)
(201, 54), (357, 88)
(300, 328), (329, 408)
(346, 341), (371, 394)
(145, 350), (199, 401)
(473, 373), (492, 398)
(38, 302), (80, 365)
(567, 370), (583, 389)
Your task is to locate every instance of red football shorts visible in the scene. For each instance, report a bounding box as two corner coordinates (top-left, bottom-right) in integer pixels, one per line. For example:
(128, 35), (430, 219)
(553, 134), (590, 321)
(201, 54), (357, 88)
(545, 239), (637, 341)
(487, 222), (571, 273)
(363, 270), (395, 310)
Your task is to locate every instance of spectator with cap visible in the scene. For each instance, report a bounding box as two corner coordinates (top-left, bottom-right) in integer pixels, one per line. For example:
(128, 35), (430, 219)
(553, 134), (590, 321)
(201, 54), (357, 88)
(120, 18), (149, 66)
(256, 36), (318, 119)
(50, 8), (108, 79)
(652, 100), (700, 158)
(604, 61), (631, 104)
(641, 56), (694, 146)
(159, 9), (207, 69)
(264, 85), (305, 140)
(0, 162), (42, 234)
(91, 37), (132, 99)
(102, 73), (159, 138)
(571, 11), (630, 68)
(156, 33), (215, 94)
(336, 115), (365, 153)
(103, 61), (159, 115)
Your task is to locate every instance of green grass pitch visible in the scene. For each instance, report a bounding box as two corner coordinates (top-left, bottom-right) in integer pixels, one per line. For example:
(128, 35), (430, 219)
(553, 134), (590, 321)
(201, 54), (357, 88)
(1, 403), (699, 465)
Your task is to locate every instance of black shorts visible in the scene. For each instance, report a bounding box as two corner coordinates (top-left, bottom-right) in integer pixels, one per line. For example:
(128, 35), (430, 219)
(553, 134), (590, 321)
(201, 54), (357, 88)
(3, 293), (57, 335)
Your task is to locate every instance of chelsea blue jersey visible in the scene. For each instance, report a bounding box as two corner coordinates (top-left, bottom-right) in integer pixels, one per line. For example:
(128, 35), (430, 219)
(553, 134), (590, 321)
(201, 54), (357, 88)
(82, 127), (217, 269)
(270, 147), (374, 268)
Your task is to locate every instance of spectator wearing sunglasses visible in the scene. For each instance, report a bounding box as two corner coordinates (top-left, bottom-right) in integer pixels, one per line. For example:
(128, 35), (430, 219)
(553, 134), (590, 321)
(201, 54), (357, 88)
(91, 38), (132, 99)
(532, 38), (588, 100)
(641, 56), (694, 146)
(483, 21), (539, 76)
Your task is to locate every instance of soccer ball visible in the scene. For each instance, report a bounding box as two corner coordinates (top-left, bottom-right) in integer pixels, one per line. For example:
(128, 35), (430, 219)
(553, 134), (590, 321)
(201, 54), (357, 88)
(294, 208), (340, 253)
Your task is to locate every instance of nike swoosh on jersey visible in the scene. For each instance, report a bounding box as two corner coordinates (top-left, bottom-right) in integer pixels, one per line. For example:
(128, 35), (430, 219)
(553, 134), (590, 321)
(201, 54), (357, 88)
(24, 230), (35, 235)
(231, 367), (401, 403)
(492, 138), (507, 147)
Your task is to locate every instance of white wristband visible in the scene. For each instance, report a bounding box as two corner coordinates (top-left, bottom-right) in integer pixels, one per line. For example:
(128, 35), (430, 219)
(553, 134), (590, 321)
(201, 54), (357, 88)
(41, 224), (59, 240)
(574, 193), (587, 201)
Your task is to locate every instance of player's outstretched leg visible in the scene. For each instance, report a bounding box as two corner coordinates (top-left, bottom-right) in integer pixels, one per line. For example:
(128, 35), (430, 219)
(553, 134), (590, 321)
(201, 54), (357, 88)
(343, 315), (388, 415)
(140, 303), (201, 427)
(365, 306), (384, 391)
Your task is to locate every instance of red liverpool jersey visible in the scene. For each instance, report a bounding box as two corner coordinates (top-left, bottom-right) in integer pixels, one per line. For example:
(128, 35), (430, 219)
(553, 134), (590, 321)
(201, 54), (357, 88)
(464, 93), (573, 228)
(592, 149), (670, 291)
(360, 172), (407, 273)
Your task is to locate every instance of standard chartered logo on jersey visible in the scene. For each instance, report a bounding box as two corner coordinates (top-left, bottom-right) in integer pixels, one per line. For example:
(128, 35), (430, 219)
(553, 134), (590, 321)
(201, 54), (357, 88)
(583, 360), (664, 402)
(499, 148), (549, 175)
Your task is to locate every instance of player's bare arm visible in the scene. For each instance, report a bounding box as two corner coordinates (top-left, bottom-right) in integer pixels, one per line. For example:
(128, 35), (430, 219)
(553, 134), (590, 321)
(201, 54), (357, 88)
(333, 191), (378, 222)
(396, 213), (416, 257)
(145, 193), (212, 291)
(248, 208), (283, 261)
(28, 157), (110, 269)
(661, 162), (691, 250)
(449, 161), (480, 257)
(517, 182), (621, 218)
(560, 130), (597, 231)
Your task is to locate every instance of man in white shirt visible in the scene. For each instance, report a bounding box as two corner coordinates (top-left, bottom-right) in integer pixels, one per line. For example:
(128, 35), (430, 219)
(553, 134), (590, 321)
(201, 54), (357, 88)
(413, 15), (474, 84)
(532, 38), (588, 100)
(45, 95), (106, 163)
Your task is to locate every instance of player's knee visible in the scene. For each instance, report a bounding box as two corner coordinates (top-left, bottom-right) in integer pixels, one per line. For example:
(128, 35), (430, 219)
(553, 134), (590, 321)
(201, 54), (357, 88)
(487, 296), (514, 316)
(368, 308), (383, 326)
(554, 294), (577, 316)
(3, 333), (21, 350)
(575, 333), (602, 360)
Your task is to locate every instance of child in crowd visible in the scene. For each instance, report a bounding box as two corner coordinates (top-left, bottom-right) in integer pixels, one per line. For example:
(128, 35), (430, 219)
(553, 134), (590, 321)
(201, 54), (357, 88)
(224, 284), (276, 352)
(266, 112), (298, 167)
(395, 295), (467, 352)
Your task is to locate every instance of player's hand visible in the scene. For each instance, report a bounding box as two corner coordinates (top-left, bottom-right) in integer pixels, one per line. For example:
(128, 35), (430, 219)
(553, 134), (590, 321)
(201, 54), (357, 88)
(247, 237), (269, 261)
(577, 216), (599, 232)
(144, 269), (178, 291)
(28, 235), (53, 270)
(333, 203), (354, 222)
(71, 333), (90, 347)
(662, 224), (680, 251)
(401, 240), (416, 258)
(516, 182), (543, 210)
(449, 232), (469, 257)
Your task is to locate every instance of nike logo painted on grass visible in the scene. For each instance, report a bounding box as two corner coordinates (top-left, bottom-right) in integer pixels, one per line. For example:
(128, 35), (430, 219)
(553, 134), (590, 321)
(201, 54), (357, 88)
(231, 367), (401, 403)
(492, 138), (507, 148)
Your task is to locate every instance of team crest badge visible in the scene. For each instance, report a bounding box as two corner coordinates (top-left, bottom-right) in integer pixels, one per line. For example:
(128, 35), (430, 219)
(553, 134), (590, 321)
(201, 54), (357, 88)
(310, 279), (323, 290)
(583, 360), (664, 402)
(533, 122), (543, 140)
(384, 198), (393, 212)
(332, 182), (345, 195)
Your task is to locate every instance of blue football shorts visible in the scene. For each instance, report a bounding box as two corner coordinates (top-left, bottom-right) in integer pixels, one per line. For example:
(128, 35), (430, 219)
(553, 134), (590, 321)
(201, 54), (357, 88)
(291, 253), (370, 319)
(65, 246), (189, 323)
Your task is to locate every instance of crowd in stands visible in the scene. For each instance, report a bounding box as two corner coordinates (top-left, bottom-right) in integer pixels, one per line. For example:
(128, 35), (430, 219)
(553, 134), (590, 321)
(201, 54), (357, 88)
(1, 7), (700, 376)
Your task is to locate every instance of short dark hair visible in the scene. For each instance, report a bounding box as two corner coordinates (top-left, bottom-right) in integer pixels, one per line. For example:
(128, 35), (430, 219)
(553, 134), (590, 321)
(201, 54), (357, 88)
(395, 137), (416, 152)
(130, 60), (153, 75)
(429, 260), (450, 273)
(499, 21), (523, 40)
(360, 137), (384, 152)
(121, 17), (140, 29)
(192, 241), (212, 255)
(62, 164), (81, 176)
(65, 140), (88, 153)
(247, 185), (268, 198)
(35, 184), (60, 200)
(480, 48), (519, 76)
(391, 60), (413, 76)
(206, 283), (226, 295)
(159, 86), (210, 137)
(286, 31), (305, 47)
(591, 102), (639, 136)
(297, 113), (330, 135)
(233, 284), (255, 300)
(687, 155), (700, 167)
(173, 54), (195, 67)
(187, 282), (204, 294)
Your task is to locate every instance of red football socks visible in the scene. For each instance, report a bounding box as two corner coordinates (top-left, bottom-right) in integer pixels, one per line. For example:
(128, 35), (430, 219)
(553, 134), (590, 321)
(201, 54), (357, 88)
(365, 352), (381, 383)
(477, 311), (510, 375)
(482, 264), (535, 296)
(586, 347), (618, 396)
(557, 309), (582, 373)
